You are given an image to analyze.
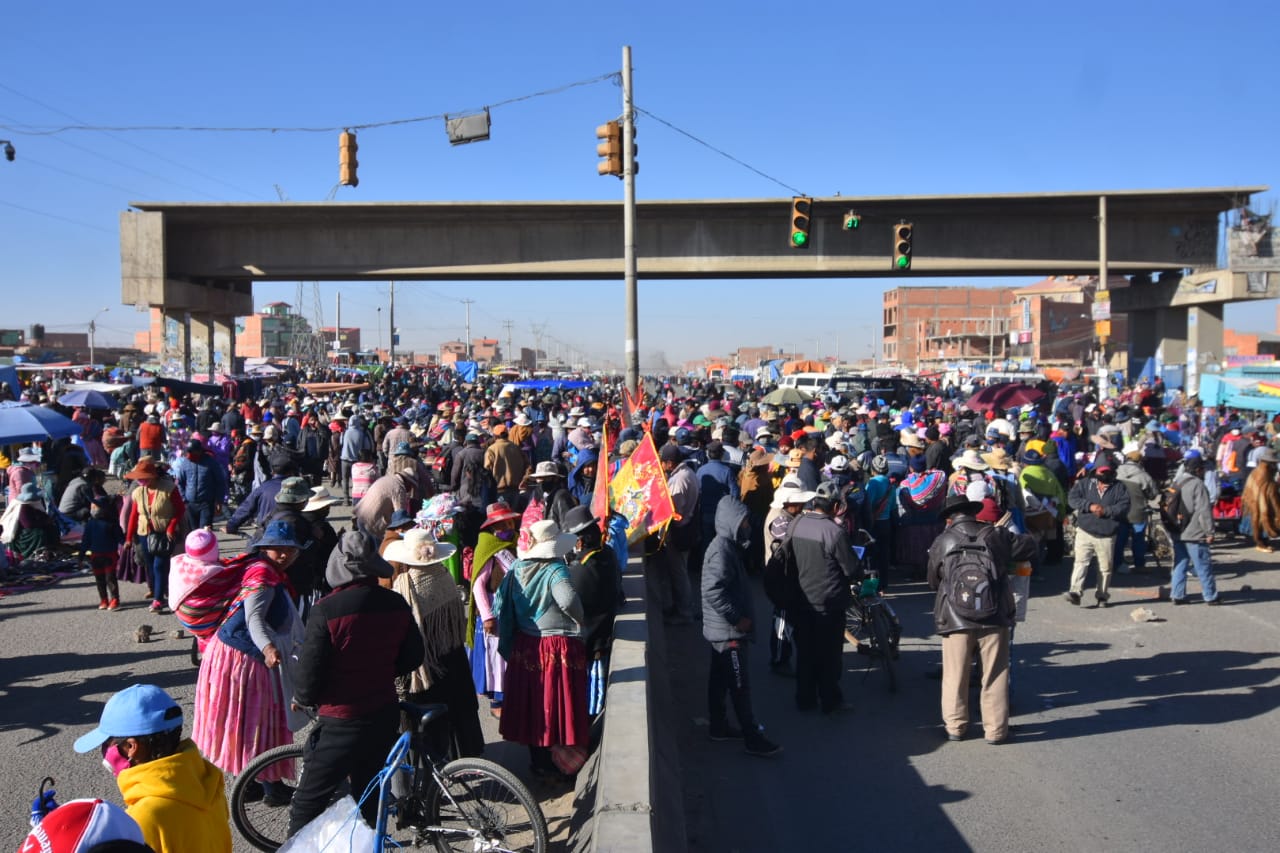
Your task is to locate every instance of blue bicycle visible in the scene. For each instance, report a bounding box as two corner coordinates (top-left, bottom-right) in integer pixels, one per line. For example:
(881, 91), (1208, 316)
(231, 702), (548, 852)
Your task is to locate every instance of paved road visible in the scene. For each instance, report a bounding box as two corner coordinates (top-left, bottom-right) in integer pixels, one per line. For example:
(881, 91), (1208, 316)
(0, 490), (574, 851)
(671, 537), (1280, 853)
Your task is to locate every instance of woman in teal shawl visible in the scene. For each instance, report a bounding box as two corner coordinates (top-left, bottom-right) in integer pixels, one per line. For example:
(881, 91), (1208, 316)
(493, 519), (587, 780)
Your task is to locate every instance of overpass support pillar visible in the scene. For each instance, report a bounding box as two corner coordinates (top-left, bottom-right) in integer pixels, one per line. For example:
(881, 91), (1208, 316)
(1154, 308), (1187, 389)
(1186, 304), (1224, 397)
(1130, 313), (1159, 382)
(203, 316), (216, 381)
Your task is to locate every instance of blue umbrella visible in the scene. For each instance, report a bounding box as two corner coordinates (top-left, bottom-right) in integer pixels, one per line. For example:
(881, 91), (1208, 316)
(0, 401), (83, 445)
(58, 389), (120, 410)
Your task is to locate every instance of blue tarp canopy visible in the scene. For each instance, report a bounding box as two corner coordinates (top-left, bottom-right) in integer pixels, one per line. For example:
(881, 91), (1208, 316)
(1197, 373), (1280, 414)
(452, 361), (479, 383)
(0, 365), (19, 397)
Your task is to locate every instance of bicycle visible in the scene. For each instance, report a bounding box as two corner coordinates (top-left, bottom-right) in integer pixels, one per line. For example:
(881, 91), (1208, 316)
(1143, 504), (1176, 573)
(843, 530), (902, 693)
(231, 702), (548, 852)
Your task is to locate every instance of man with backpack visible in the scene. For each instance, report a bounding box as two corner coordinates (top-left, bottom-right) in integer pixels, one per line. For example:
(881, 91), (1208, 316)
(1065, 459), (1130, 608)
(1169, 455), (1221, 605)
(927, 493), (1036, 744)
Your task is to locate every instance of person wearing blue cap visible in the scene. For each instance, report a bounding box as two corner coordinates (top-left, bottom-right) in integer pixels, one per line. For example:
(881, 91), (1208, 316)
(74, 684), (231, 853)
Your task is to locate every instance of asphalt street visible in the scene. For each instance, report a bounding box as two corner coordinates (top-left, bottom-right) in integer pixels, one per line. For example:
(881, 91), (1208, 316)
(672, 536), (1280, 853)
(0, 492), (575, 852)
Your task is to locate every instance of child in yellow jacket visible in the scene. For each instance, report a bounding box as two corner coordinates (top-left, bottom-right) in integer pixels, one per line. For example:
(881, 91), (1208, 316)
(74, 684), (232, 853)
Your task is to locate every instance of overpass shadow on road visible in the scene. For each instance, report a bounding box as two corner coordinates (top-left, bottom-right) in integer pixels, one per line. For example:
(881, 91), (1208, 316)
(666, 577), (976, 853)
(1008, 644), (1280, 743)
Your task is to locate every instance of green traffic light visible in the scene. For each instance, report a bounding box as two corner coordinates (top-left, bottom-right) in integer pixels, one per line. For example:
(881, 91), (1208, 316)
(845, 216), (860, 230)
(896, 255), (910, 269)
(792, 231), (809, 247)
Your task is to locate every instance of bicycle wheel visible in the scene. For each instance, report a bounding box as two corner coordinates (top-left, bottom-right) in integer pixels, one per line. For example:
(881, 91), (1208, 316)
(425, 758), (549, 853)
(869, 606), (897, 694)
(1148, 522), (1175, 573)
(230, 743), (305, 852)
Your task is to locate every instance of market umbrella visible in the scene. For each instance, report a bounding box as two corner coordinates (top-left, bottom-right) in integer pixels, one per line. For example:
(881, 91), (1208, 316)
(0, 401), (84, 445)
(58, 389), (120, 410)
(761, 386), (815, 407)
(964, 383), (1046, 413)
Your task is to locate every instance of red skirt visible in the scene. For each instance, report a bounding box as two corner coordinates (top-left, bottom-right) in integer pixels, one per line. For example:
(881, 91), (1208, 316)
(498, 632), (589, 748)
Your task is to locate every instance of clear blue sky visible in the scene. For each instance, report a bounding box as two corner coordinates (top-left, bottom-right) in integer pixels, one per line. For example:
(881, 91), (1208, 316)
(3, 1), (1277, 368)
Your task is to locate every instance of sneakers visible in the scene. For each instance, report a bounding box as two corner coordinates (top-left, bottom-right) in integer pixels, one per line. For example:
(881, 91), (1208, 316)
(148, 601), (165, 613)
(1095, 595), (1110, 609)
(744, 735), (782, 757)
(107, 599), (119, 611)
(708, 724), (744, 742)
(1205, 597), (1223, 606)
(1116, 562), (1132, 575)
(1171, 597), (1187, 605)
(98, 600), (109, 610)
(1063, 591), (1081, 606)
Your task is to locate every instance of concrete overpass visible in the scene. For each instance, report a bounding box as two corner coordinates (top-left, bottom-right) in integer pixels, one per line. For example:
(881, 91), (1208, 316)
(120, 186), (1264, 375)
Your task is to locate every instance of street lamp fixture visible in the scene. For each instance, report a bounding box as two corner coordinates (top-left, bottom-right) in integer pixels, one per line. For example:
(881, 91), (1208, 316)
(0, 140), (14, 162)
(88, 307), (109, 367)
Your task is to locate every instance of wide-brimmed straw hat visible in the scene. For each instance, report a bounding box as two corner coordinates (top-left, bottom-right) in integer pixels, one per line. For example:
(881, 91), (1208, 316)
(384, 528), (457, 567)
(521, 519), (576, 560)
(528, 461), (564, 480)
(123, 458), (163, 480)
(480, 501), (522, 529)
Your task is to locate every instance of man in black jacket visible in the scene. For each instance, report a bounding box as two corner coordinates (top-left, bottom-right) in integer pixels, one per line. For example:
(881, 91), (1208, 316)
(1065, 460), (1131, 607)
(288, 531), (425, 836)
(785, 484), (861, 714)
(928, 495), (1036, 744)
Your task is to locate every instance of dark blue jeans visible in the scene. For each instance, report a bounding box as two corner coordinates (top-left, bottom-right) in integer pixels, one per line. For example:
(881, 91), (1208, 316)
(1171, 540), (1217, 602)
(1113, 520), (1147, 570)
(139, 538), (171, 605)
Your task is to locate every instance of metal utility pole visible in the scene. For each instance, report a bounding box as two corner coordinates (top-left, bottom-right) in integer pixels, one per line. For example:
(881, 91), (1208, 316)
(988, 305), (995, 366)
(461, 299), (474, 359)
(622, 45), (639, 397)
(389, 281), (396, 365)
(335, 292), (341, 356)
(502, 320), (514, 365)
(1097, 196), (1110, 399)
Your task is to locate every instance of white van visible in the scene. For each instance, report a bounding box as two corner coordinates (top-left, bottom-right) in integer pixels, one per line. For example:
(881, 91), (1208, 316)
(777, 373), (831, 393)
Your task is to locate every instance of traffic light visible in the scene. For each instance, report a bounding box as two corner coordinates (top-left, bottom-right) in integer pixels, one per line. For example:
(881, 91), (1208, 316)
(893, 221), (913, 270)
(596, 121), (622, 177)
(790, 197), (813, 249)
(339, 131), (358, 187)
(843, 210), (861, 231)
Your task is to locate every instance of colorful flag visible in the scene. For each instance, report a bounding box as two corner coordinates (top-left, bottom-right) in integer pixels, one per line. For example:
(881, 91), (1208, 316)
(591, 421), (611, 533)
(608, 430), (676, 543)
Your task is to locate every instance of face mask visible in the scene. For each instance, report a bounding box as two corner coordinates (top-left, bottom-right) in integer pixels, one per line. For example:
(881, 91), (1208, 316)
(495, 529), (516, 542)
(102, 743), (131, 777)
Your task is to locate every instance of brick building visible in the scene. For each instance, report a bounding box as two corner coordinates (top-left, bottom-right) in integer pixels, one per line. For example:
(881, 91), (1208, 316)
(1010, 275), (1128, 369)
(317, 326), (362, 354)
(883, 286), (1016, 371)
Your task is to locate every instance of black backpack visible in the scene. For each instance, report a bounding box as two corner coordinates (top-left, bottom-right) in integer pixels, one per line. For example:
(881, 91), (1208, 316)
(943, 527), (1004, 622)
(459, 455), (497, 507)
(1160, 482), (1190, 533)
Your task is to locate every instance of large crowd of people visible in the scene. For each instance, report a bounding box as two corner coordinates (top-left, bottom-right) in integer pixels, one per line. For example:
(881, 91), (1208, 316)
(6, 361), (1280, 849)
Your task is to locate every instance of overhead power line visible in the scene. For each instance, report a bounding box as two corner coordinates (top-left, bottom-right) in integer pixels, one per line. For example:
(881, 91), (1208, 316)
(634, 106), (805, 196)
(0, 72), (620, 136)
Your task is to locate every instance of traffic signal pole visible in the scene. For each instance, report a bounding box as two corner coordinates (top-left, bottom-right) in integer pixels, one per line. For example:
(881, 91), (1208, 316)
(623, 45), (639, 398)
